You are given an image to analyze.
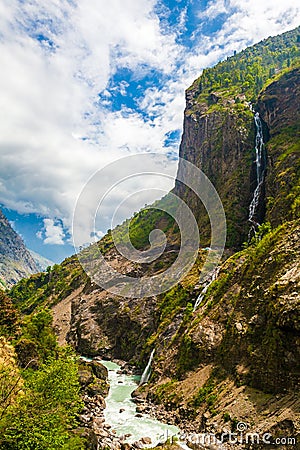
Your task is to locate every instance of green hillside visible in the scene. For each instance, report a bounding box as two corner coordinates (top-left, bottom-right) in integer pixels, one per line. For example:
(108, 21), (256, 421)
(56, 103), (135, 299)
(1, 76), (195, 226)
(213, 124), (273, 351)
(189, 25), (300, 103)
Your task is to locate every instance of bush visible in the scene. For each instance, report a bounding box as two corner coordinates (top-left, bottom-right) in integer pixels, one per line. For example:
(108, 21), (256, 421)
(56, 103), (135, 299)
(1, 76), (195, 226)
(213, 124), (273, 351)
(0, 349), (84, 450)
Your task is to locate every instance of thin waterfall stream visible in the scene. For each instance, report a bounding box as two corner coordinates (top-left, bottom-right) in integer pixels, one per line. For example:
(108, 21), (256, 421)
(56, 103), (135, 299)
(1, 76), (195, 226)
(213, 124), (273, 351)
(139, 349), (155, 385)
(194, 112), (268, 312)
(193, 267), (220, 312)
(248, 112), (267, 235)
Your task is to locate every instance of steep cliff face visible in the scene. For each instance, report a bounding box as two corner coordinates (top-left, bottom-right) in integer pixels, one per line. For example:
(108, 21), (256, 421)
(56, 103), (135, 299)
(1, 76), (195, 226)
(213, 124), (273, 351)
(258, 67), (300, 226)
(0, 209), (38, 289)
(174, 88), (254, 248)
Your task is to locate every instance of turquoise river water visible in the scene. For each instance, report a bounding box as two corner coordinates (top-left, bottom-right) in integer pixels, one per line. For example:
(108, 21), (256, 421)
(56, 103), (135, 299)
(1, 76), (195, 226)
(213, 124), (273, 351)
(100, 360), (180, 447)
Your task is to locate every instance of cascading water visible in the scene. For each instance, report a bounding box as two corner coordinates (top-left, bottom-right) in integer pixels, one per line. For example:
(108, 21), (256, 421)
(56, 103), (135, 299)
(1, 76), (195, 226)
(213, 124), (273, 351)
(193, 267), (220, 312)
(139, 349), (155, 385)
(101, 359), (180, 447)
(248, 112), (267, 234)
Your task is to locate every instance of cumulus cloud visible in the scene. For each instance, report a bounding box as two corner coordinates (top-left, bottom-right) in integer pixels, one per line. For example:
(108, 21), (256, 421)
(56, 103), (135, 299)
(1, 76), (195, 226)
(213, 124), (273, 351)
(201, 0), (228, 20)
(0, 0), (299, 248)
(39, 219), (65, 245)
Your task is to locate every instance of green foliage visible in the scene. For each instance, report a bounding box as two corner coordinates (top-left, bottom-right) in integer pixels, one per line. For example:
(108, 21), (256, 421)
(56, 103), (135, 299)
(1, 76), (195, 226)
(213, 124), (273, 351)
(176, 334), (200, 376)
(190, 377), (215, 408)
(191, 26), (300, 103)
(243, 222), (272, 249)
(0, 338), (23, 423)
(0, 291), (19, 337)
(154, 380), (181, 405)
(223, 412), (231, 422)
(0, 307), (84, 449)
(9, 256), (87, 314)
(113, 194), (179, 251)
(15, 309), (58, 366)
(129, 208), (173, 249)
(158, 285), (190, 323)
(0, 349), (84, 450)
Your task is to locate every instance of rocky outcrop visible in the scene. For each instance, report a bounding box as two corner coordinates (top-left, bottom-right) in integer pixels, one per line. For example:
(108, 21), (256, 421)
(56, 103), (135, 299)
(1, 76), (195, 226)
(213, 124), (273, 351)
(257, 67), (300, 226)
(174, 90), (254, 248)
(0, 209), (38, 288)
(67, 283), (157, 360)
(258, 67), (300, 135)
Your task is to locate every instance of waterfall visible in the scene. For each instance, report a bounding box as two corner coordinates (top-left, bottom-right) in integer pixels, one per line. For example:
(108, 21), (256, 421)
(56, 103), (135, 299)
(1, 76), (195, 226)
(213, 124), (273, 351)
(193, 267), (220, 312)
(248, 112), (267, 232)
(139, 349), (155, 385)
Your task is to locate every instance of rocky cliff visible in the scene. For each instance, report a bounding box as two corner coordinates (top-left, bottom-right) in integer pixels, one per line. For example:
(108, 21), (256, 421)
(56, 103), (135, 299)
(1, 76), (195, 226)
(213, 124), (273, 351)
(132, 64), (300, 445)
(0, 209), (38, 289)
(174, 81), (254, 248)
(258, 66), (300, 227)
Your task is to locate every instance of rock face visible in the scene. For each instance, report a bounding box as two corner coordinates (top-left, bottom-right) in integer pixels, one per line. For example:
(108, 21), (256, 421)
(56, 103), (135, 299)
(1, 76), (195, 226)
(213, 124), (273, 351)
(258, 67), (300, 135)
(67, 262), (157, 360)
(0, 209), (38, 288)
(257, 67), (300, 226)
(173, 89), (254, 248)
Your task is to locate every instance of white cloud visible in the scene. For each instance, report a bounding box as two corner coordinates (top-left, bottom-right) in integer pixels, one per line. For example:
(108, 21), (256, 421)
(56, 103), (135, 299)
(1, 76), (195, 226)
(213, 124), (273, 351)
(42, 219), (65, 245)
(201, 0), (228, 20)
(0, 0), (180, 237)
(0, 0), (299, 250)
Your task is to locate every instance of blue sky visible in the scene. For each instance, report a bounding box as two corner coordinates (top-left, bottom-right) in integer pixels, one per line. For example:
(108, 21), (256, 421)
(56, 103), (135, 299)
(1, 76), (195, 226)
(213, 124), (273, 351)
(0, 0), (299, 262)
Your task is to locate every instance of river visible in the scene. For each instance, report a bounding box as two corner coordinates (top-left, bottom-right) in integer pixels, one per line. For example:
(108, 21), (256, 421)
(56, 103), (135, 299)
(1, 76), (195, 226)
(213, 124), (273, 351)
(101, 359), (180, 447)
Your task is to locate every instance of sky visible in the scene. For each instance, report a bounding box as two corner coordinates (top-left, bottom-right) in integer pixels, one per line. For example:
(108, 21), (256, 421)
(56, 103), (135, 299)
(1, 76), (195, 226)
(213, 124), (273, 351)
(0, 0), (299, 262)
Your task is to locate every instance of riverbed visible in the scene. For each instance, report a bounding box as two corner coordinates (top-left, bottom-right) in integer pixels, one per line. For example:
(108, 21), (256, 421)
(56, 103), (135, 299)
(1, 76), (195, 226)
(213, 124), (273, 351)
(101, 360), (180, 447)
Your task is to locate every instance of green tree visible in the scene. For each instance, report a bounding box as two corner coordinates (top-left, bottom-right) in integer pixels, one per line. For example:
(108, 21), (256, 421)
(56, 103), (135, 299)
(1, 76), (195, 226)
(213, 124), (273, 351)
(0, 291), (19, 337)
(0, 349), (84, 450)
(16, 309), (58, 366)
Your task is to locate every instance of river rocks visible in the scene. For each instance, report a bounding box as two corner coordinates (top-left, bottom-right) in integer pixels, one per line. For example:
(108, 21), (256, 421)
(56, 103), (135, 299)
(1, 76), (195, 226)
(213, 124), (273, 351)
(121, 444), (132, 450)
(91, 359), (109, 379)
(77, 358), (163, 450)
(78, 363), (94, 387)
(87, 380), (107, 396)
(77, 359), (111, 448)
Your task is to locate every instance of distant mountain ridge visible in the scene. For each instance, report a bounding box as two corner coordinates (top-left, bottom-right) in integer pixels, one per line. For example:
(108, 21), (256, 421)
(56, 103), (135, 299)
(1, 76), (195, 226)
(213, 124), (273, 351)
(0, 209), (38, 289)
(29, 250), (54, 272)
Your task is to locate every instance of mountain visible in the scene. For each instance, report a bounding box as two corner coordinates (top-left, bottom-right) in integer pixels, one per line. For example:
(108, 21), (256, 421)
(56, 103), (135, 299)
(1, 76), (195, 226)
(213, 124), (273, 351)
(7, 26), (300, 446)
(0, 209), (38, 289)
(29, 250), (54, 272)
